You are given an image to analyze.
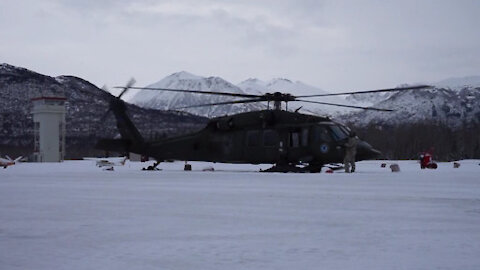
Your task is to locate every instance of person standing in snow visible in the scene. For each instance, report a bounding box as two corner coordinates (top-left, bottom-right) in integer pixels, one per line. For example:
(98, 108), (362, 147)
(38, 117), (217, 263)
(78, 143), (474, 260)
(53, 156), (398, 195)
(344, 131), (359, 173)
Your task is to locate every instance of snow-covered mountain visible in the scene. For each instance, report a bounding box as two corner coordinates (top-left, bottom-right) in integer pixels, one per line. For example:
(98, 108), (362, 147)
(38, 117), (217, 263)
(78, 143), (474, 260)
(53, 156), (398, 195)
(238, 76), (480, 128)
(236, 78), (268, 96)
(340, 82), (480, 128)
(130, 73), (356, 117)
(344, 91), (396, 107)
(131, 72), (480, 127)
(129, 72), (265, 118)
(434, 75), (480, 90)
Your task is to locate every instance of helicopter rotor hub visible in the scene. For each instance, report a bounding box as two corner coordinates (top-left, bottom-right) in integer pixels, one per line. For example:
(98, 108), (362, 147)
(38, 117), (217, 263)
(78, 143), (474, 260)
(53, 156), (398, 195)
(263, 92), (296, 110)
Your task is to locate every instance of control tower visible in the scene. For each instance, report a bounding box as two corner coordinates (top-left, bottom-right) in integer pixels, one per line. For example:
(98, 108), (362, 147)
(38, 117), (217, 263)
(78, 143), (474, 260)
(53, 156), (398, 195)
(31, 97), (66, 162)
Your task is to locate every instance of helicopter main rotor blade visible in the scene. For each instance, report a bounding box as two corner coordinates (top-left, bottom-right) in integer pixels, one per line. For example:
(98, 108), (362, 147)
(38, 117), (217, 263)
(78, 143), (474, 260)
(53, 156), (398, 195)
(173, 98), (265, 109)
(295, 99), (394, 111)
(296, 85), (432, 98)
(117, 86), (261, 99)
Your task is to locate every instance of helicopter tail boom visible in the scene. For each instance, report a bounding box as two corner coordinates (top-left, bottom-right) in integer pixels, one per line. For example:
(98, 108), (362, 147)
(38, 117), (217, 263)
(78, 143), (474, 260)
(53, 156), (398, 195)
(108, 97), (145, 153)
(95, 138), (130, 153)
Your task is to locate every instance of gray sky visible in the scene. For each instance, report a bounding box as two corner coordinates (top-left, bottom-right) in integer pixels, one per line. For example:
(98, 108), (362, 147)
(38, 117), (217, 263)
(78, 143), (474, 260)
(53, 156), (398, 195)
(1, 0), (479, 93)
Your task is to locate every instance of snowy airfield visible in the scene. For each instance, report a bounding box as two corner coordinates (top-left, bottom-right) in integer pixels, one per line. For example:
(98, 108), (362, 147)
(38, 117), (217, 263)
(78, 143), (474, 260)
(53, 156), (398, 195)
(1, 160), (480, 270)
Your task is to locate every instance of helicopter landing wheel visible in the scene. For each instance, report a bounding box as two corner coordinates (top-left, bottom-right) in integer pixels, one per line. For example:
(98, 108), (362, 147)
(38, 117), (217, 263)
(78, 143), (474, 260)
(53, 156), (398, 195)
(304, 164), (323, 173)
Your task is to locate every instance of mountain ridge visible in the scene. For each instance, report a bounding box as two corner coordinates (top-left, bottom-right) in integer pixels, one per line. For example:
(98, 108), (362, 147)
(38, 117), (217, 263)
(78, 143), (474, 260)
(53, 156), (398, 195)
(0, 64), (207, 158)
(130, 71), (480, 126)
(129, 72), (266, 118)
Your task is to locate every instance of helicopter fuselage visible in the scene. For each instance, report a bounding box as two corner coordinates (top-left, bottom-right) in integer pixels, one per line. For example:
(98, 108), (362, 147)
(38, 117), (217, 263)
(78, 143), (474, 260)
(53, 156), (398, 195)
(142, 110), (380, 165)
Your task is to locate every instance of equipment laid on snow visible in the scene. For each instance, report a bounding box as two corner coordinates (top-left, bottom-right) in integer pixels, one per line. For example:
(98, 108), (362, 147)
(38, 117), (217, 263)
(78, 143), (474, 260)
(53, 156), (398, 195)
(390, 164), (400, 172)
(202, 166), (215, 171)
(89, 157), (127, 167)
(142, 161), (161, 171)
(0, 155), (22, 169)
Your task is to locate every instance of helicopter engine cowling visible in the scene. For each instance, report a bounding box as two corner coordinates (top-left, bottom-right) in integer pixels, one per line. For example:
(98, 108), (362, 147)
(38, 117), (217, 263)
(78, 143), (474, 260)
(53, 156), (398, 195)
(216, 118), (234, 130)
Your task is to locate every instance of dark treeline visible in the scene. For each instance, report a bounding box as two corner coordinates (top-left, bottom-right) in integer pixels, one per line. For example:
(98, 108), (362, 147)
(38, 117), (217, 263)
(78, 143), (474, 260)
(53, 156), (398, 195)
(349, 122), (480, 161)
(0, 136), (105, 159)
(3, 123), (479, 161)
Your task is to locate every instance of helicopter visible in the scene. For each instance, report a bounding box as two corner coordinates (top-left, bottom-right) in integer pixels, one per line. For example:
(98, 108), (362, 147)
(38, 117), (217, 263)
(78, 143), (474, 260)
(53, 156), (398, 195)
(96, 80), (431, 172)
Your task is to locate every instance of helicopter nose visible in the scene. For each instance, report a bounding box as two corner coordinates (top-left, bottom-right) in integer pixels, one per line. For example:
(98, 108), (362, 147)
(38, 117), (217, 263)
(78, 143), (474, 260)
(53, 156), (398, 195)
(356, 141), (382, 161)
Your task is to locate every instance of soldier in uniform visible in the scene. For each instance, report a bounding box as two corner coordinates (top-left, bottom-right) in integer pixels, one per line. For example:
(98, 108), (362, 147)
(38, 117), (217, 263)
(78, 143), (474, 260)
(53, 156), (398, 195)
(344, 131), (359, 173)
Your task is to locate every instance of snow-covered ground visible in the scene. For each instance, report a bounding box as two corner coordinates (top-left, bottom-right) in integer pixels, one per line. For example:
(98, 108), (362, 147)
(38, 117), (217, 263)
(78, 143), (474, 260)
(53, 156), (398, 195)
(1, 160), (480, 270)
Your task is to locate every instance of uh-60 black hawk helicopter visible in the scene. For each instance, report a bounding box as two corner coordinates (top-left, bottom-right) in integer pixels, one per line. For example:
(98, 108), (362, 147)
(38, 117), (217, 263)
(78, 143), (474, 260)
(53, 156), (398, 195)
(96, 80), (431, 172)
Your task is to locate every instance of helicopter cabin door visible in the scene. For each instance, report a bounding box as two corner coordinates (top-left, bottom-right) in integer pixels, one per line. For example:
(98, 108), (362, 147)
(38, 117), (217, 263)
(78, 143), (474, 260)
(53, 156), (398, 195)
(262, 129), (281, 162)
(286, 127), (311, 163)
(244, 129), (280, 163)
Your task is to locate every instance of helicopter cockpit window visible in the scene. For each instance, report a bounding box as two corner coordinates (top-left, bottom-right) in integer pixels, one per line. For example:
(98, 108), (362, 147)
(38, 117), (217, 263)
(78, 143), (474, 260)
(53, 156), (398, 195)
(314, 126), (332, 142)
(263, 130), (279, 147)
(329, 125), (349, 141)
(339, 125), (351, 136)
(246, 130), (261, 147)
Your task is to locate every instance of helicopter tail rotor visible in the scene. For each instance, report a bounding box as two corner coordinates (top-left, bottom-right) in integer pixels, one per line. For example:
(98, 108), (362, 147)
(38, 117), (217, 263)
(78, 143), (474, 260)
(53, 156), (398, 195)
(117, 78), (136, 99)
(99, 78), (137, 122)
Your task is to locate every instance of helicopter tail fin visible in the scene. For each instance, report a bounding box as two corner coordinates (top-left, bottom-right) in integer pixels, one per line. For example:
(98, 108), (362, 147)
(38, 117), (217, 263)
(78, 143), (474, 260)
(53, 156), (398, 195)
(102, 97), (145, 153)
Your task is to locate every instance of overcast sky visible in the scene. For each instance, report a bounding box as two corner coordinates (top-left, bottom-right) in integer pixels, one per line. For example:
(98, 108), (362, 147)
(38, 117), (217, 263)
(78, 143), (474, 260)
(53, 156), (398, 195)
(1, 0), (479, 94)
